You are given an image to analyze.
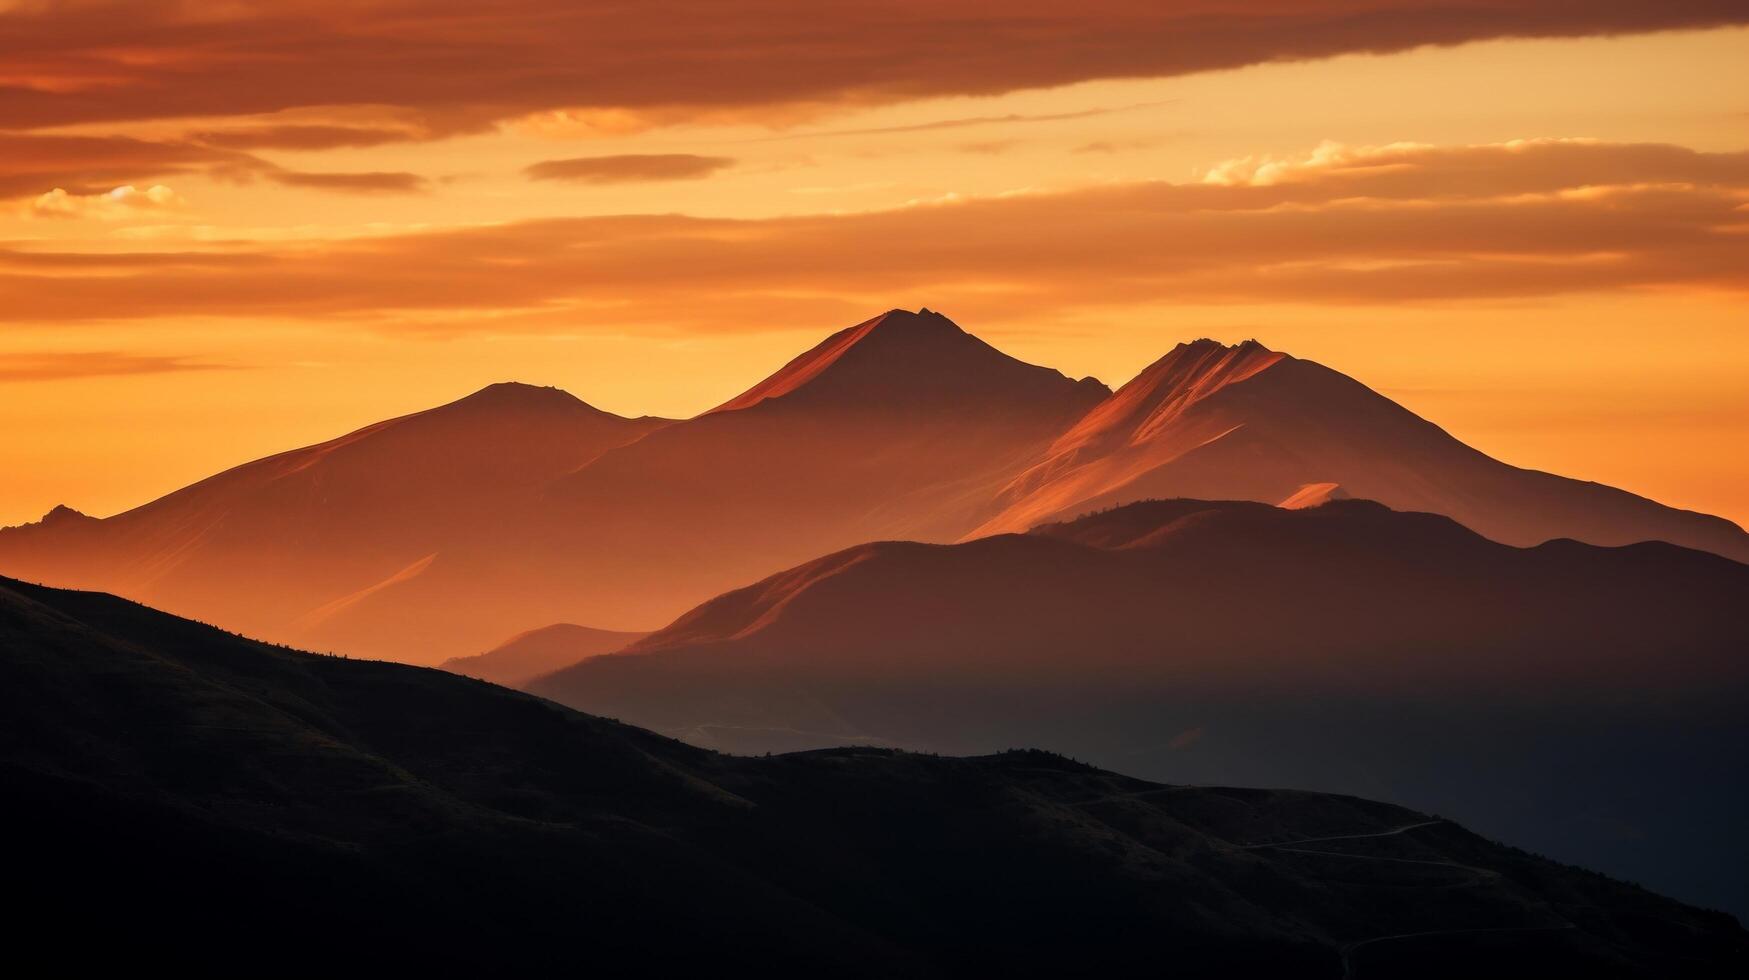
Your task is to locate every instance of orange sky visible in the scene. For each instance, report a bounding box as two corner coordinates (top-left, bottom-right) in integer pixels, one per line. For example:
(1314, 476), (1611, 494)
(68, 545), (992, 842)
(2, 4), (1747, 529)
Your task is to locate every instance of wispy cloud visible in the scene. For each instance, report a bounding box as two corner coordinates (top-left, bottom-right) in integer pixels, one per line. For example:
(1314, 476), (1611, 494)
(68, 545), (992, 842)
(0, 351), (236, 382)
(267, 171), (430, 194)
(190, 124), (422, 151)
(524, 154), (735, 183)
(742, 101), (1176, 142)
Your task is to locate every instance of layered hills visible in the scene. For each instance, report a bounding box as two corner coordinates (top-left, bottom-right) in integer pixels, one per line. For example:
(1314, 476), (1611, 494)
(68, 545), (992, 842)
(532, 498), (1749, 915)
(3, 573), (1742, 977)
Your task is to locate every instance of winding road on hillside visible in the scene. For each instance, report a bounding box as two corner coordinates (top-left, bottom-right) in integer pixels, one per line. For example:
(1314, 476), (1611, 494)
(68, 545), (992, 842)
(1237, 819), (1445, 849)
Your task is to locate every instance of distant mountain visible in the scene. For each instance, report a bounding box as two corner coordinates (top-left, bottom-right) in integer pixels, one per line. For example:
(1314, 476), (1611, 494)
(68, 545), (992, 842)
(5, 310), (1746, 664)
(971, 339), (1749, 563)
(440, 622), (648, 687)
(0, 382), (671, 660)
(532, 498), (1749, 916)
(0, 311), (1106, 661)
(550, 497), (1749, 692)
(4, 574), (1742, 977)
(705, 306), (1109, 415)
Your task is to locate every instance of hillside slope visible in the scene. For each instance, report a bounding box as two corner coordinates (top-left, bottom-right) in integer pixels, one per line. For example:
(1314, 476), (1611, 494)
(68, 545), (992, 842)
(4, 574), (1742, 976)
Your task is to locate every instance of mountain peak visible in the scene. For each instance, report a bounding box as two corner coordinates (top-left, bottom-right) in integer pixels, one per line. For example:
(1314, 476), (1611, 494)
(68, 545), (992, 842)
(707, 309), (1109, 415)
(40, 504), (94, 527)
(1144, 338), (1281, 390)
(0, 503), (97, 536)
(872, 306), (960, 333)
(1049, 337), (1285, 456)
(460, 380), (578, 402)
(442, 381), (608, 416)
(1170, 336), (1271, 356)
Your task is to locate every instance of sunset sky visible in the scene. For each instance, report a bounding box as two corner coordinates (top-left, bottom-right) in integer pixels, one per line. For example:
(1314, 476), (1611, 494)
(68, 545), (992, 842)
(3, 2), (1747, 528)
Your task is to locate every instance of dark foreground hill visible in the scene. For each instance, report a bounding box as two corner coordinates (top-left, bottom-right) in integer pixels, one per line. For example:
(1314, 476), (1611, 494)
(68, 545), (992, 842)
(533, 498), (1749, 917)
(3, 575), (1742, 977)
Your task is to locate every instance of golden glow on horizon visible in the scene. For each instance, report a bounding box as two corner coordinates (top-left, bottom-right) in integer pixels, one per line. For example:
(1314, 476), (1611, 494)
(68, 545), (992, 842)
(1, 22), (1746, 528)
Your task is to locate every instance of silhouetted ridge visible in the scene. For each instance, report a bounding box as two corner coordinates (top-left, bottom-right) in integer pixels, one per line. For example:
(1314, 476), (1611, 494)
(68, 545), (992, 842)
(564, 494), (1749, 689)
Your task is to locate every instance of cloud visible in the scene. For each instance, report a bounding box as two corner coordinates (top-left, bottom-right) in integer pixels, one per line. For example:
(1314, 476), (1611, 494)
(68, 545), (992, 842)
(0, 2), (1741, 132)
(1194, 137), (1749, 198)
(0, 350), (232, 382)
(267, 171), (429, 193)
(1203, 141), (1434, 186)
(0, 133), (260, 200)
(1074, 138), (1162, 154)
(0, 139), (1743, 328)
(27, 183), (187, 219)
(0, 133), (433, 202)
(524, 154), (736, 183)
(743, 101), (1176, 142)
(189, 124), (420, 151)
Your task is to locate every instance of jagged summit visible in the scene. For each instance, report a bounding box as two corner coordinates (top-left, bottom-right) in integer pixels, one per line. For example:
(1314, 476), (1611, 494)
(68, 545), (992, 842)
(879, 306), (958, 332)
(1049, 336), (1286, 457)
(19, 504), (98, 531)
(1145, 337), (1279, 376)
(707, 308), (1109, 415)
(0, 504), (97, 535)
(1173, 337), (1270, 353)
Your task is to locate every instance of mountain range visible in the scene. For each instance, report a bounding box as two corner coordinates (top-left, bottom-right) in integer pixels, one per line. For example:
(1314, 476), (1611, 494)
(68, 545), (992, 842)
(4, 573), (1742, 977)
(3, 309), (1744, 664)
(530, 497), (1749, 916)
